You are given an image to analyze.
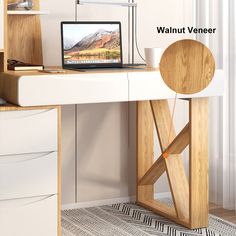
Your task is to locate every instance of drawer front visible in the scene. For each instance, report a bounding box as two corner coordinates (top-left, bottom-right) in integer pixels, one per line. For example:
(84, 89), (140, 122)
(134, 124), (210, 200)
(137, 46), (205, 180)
(18, 73), (129, 106)
(128, 71), (176, 101)
(0, 195), (58, 236)
(0, 152), (58, 200)
(0, 109), (58, 155)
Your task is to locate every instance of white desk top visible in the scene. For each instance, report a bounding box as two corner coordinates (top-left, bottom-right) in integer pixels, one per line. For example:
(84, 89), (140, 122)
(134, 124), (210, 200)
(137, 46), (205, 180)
(0, 68), (224, 106)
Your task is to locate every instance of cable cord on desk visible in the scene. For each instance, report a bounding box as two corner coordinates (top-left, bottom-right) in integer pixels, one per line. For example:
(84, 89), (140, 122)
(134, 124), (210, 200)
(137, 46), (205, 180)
(134, 5), (146, 62)
(74, 0), (145, 62)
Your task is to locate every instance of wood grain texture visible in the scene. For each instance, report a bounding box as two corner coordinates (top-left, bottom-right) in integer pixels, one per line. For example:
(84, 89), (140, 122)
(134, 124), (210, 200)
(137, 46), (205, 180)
(165, 123), (190, 154)
(3, 0), (7, 71)
(0, 0), (42, 70)
(7, 15), (43, 64)
(150, 100), (176, 150)
(0, 0), (7, 71)
(151, 100), (189, 221)
(0, 52), (4, 72)
(0, 72), (20, 102)
(165, 155), (189, 221)
(160, 39), (215, 94)
(139, 199), (177, 219)
(139, 123), (189, 185)
(136, 101), (154, 201)
(189, 98), (209, 228)
(138, 156), (165, 185)
(138, 200), (191, 227)
(7, 0), (43, 64)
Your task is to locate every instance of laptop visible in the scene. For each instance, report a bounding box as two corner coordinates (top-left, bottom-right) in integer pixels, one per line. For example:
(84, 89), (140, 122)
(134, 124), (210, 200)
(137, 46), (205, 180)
(61, 21), (143, 70)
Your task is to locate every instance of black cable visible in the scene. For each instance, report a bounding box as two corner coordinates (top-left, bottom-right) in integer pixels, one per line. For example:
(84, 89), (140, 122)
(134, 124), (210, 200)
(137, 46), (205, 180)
(134, 5), (146, 62)
(75, 0), (78, 21)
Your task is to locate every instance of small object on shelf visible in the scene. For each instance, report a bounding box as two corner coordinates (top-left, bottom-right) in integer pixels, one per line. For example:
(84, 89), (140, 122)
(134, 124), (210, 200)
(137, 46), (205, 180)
(7, 59), (44, 71)
(8, 0), (33, 11)
(39, 69), (66, 74)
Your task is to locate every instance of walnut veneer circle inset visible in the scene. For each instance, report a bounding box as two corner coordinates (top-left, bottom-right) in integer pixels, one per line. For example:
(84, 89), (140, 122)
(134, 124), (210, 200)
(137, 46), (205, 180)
(160, 39), (215, 94)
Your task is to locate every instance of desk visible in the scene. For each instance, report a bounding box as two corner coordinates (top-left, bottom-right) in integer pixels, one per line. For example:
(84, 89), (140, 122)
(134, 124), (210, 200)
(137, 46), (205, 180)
(0, 67), (224, 234)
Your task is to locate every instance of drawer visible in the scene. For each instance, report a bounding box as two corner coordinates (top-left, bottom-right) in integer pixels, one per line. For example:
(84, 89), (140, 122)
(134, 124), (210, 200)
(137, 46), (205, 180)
(0, 109), (58, 155)
(0, 194), (58, 236)
(0, 152), (58, 200)
(17, 73), (129, 106)
(128, 71), (176, 101)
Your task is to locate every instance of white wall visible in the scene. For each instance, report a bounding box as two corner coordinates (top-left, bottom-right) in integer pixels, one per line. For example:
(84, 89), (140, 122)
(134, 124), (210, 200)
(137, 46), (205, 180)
(195, 0), (224, 205)
(40, 0), (194, 205)
(40, 0), (194, 66)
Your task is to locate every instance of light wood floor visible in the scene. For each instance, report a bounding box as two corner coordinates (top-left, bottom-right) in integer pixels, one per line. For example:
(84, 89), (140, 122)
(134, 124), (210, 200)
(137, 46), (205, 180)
(209, 202), (236, 224)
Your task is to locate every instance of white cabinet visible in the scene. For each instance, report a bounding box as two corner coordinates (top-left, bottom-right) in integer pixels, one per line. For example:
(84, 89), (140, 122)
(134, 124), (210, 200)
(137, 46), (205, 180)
(0, 195), (58, 236)
(0, 0), (4, 50)
(0, 107), (59, 236)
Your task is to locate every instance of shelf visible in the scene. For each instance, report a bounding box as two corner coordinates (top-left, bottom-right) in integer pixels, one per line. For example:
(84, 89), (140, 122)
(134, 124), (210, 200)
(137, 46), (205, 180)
(0, 49), (4, 53)
(7, 10), (50, 15)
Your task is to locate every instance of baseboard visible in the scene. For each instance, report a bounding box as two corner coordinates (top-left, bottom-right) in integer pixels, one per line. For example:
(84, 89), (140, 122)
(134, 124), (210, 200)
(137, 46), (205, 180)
(61, 196), (132, 210)
(154, 192), (172, 199)
(61, 192), (171, 210)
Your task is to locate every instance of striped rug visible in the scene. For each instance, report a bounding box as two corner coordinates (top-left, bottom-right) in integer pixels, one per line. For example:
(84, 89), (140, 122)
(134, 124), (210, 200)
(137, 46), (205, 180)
(62, 203), (236, 236)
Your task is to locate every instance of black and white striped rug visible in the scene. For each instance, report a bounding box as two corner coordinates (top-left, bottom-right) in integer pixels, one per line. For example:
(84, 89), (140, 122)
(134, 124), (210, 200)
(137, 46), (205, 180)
(62, 203), (236, 236)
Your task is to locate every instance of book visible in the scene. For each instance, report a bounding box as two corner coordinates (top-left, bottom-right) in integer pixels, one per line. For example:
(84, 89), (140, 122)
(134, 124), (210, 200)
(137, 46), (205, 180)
(7, 59), (44, 71)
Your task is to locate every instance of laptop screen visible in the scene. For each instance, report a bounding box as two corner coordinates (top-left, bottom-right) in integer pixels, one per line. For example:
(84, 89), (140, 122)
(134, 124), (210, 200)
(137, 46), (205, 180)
(61, 21), (123, 69)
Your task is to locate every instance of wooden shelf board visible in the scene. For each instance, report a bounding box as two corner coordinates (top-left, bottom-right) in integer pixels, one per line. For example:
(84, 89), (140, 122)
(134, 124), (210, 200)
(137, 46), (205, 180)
(7, 10), (50, 15)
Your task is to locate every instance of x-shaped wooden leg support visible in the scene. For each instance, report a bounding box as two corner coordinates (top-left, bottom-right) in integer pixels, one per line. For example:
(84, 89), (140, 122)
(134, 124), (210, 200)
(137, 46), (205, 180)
(136, 98), (208, 229)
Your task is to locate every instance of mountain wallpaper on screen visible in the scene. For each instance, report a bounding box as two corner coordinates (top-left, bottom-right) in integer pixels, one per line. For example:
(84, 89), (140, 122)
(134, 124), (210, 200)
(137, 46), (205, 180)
(64, 29), (121, 63)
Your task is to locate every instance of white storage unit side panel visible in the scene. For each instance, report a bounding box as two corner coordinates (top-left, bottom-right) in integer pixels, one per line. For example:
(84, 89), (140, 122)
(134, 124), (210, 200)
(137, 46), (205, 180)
(0, 195), (58, 236)
(0, 152), (58, 200)
(0, 0), (4, 50)
(0, 109), (58, 155)
(61, 105), (76, 204)
(18, 73), (129, 106)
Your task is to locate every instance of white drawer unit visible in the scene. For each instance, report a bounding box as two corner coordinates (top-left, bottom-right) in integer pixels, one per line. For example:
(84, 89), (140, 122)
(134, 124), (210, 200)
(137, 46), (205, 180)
(0, 106), (60, 236)
(0, 0), (4, 50)
(0, 108), (58, 155)
(0, 152), (58, 200)
(0, 195), (58, 236)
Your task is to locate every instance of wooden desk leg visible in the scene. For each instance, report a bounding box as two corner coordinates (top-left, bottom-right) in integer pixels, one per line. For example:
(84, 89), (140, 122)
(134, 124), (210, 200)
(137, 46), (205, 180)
(136, 98), (209, 229)
(189, 98), (209, 228)
(136, 101), (154, 202)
